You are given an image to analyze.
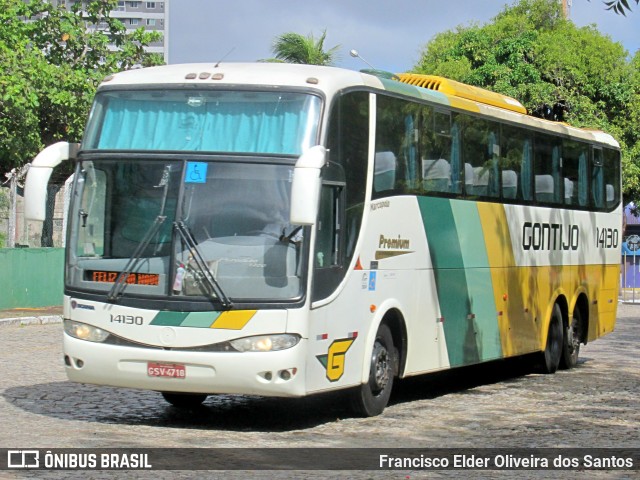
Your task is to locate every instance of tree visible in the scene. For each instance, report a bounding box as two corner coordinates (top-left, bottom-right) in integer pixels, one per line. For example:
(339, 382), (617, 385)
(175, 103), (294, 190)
(414, 0), (640, 204)
(264, 30), (340, 66)
(0, 0), (163, 176)
(601, 0), (639, 15)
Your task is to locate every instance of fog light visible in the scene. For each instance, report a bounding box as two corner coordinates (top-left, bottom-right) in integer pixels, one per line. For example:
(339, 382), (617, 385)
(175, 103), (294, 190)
(279, 370), (291, 380)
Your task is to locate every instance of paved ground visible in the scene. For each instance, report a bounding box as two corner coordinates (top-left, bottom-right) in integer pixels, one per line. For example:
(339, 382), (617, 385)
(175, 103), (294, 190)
(0, 303), (638, 479)
(0, 306), (62, 327)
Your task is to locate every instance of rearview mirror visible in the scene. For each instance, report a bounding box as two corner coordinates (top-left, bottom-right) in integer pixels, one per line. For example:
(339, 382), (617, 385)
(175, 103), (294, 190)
(289, 145), (326, 225)
(24, 142), (79, 221)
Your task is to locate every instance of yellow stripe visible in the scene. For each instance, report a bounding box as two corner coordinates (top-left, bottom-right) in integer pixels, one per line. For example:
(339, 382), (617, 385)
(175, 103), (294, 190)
(476, 203), (618, 356)
(477, 203), (534, 356)
(211, 310), (256, 330)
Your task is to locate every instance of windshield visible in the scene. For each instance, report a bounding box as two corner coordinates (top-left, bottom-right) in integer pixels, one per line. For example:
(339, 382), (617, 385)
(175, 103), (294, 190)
(67, 159), (305, 303)
(83, 89), (321, 155)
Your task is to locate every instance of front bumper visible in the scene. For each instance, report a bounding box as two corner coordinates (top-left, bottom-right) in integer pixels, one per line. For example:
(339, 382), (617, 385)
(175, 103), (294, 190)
(63, 334), (307, 397)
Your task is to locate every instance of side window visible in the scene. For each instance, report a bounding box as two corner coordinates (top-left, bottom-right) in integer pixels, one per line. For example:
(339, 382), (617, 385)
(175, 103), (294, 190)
(325, 90), (368, 263)
(462, 116), (500, 199)
(534, 134), (562, 205)
(76, 166), (107, 257)
(500, 125), (531, 201)
(315, 91), (368, 301)
(419, 108), (460, 195)
(592, 148), (605, 209)
(374, 95), (420, 195)
(561, 140), (588, 207)
(604, 148), (620, 210)
(315, 183), (344, 269)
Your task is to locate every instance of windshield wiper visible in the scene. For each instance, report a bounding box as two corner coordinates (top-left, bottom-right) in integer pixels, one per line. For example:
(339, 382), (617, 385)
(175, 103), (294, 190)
(174, 220), (232, 309)
(107, 164), (173, 302)
(107, 215), (166, 302)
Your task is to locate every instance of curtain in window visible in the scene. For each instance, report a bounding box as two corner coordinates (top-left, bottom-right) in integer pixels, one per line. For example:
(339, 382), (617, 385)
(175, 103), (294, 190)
(487, 131), (499, 197)
(592, 164), (604, 207)
(450, 122), (461, 193)
(521, 139), (532, 200)
(578, 151), (588, 206)
(97, 96), (318, 155)
(403, 115), (417, 189)
(552, 145), (561, 203)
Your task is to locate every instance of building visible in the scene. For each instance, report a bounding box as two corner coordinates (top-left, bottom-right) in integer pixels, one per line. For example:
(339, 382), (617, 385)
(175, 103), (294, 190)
(109, 0), (169, 62)
(43, 0), (169, 63)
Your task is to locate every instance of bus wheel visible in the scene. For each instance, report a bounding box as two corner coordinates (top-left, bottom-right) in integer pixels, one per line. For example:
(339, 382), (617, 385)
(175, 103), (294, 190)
(540, 304), (563, 374)
(350, 324), (396, 417)
(560, 308), (582, 369)
(161, 392), (208, 408)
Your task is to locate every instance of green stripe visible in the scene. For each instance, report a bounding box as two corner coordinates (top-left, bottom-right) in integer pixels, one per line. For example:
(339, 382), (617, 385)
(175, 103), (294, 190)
(150, 311), (222, 328)
(182, 312), (221, 328)
(150, 311), (189, 326)
(418, 197), (502, 366)
(451, 202), (502, 361)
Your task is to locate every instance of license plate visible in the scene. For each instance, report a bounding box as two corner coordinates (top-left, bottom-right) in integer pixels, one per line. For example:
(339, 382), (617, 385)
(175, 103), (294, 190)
(147, 362), (186, 379)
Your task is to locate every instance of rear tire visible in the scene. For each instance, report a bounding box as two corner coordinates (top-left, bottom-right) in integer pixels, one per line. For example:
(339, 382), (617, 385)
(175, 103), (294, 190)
(560, 308), (582, 369)
(350, 324), (396, 417)
(540, 304), (563, 374)
(161, 392), (208, 408)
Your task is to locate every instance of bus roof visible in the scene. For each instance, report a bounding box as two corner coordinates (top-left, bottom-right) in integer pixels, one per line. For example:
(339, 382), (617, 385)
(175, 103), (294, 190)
(99, 63), (619, 149)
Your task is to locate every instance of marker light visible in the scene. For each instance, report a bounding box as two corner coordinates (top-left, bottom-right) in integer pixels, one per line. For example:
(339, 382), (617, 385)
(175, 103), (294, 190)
(229, 334), (300, 352)
(64, 320), (110, 343)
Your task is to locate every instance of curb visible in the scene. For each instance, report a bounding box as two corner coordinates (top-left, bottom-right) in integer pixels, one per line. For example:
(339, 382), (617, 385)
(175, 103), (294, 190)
(0, 315), (63, 328)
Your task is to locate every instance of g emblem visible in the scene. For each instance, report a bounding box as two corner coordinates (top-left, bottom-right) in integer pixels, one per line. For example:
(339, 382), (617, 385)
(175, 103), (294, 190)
(316, 338), (355, 382)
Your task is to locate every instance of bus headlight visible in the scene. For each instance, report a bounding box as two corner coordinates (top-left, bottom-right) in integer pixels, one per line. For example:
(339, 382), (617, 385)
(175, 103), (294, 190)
(64, 320), (110, 343)
(229, 334), (300, 352)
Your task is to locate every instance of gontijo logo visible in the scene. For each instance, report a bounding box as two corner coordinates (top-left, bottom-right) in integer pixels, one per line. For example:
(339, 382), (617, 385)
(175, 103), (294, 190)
(316, 338), (356, 382)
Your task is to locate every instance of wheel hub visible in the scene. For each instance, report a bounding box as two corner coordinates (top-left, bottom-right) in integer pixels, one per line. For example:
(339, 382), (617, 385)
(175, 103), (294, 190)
(372, 343), (390, 392)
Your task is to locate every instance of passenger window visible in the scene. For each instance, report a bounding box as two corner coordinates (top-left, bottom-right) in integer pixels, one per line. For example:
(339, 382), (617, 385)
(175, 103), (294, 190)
(374, 95), (420, 195)
(534, 134), (562, 204)
(562, 140), (589, 207)
(592, 148), (605, 209)
(461, 116), (500, 199)
(500, 125), (531, 201)
(420, 108), (459, 195)
(604, 149), (620, 210)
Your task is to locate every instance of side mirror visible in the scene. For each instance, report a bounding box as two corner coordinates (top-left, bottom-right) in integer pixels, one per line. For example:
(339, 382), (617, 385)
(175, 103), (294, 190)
(24, 142), (79, 221)
(289, 145), (326, 225)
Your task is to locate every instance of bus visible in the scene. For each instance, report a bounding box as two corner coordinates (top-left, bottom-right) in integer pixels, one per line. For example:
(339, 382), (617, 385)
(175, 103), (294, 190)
(24, 63), (621, 416)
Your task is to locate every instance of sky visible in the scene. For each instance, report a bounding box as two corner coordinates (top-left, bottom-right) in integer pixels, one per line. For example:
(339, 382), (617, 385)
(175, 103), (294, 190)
(167, 0), (639, 73)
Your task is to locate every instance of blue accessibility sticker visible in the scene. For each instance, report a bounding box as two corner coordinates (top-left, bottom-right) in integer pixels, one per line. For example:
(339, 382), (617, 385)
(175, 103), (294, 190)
(185, 162), (208, 183)
(368, 271), (377, 291)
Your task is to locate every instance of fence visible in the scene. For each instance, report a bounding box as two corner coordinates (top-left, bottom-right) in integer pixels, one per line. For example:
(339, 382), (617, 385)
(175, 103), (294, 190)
(0, 248), (64, 309)
(0, 180), (70, 248)
(1, 178), (69, 309)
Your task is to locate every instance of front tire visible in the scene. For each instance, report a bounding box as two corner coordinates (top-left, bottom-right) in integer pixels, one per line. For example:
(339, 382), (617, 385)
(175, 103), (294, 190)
(161, 392), (208, 408)
(540, 304), (563, 374)
(350, 324), (396, 417)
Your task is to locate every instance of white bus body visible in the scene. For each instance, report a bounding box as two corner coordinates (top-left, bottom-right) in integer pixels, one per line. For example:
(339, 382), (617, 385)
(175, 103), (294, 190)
(25, 63), (621, 416)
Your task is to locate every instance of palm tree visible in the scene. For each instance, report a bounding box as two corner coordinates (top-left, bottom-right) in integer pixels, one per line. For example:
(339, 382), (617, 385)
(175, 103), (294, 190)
(603, 0), (638, 15)
(264, 30), (340, 66)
